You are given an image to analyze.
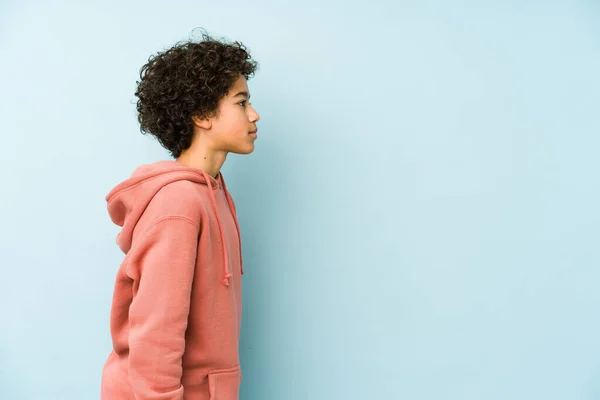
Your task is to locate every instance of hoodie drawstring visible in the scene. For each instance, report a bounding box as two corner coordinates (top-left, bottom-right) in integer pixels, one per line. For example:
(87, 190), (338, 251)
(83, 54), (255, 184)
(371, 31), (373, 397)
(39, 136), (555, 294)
(201, 171), (243, 287)
(220, 175), (244, 276)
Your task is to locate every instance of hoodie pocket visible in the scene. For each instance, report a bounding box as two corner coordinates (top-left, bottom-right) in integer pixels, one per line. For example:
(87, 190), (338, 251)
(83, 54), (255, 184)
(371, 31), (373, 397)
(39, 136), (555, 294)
(208, 365), (242, 400)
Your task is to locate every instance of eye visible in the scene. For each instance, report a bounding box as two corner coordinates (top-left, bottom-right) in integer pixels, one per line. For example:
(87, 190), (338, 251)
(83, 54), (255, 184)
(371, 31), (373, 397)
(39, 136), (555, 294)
(239, 100), (247, 106)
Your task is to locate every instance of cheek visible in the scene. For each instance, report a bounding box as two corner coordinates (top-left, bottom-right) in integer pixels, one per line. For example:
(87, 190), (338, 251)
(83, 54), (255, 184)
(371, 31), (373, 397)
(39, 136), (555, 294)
(218, 109), (242, 129)
(216, 106), (248, 135)
(232, 109), (249, 130)
(220, 116), (247, 139)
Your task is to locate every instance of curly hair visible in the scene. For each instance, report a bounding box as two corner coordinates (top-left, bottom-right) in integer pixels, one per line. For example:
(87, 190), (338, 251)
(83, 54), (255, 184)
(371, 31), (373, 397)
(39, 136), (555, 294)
(134, 30), (259, 158)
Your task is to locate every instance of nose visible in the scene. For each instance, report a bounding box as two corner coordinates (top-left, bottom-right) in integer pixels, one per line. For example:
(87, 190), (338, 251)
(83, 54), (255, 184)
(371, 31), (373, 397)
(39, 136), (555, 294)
(249, 105), (260, 122)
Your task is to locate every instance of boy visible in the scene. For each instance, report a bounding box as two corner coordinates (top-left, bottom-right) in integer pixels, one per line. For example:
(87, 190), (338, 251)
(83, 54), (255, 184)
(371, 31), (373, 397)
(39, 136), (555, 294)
(101, 31), (260, 400)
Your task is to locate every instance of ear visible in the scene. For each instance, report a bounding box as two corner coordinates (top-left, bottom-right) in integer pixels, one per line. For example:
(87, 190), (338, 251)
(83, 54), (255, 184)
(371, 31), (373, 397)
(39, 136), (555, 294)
(191, 114), (212, 130)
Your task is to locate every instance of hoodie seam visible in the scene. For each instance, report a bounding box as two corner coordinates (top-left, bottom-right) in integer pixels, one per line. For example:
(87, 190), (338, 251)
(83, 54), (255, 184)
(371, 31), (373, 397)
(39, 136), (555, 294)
(107, 171), (218, 202)
(124, 215), (200, 279)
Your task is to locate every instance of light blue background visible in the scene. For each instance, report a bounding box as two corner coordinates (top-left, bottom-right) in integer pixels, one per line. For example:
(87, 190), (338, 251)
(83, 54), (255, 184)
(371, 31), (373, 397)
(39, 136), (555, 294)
(1, 1), (599, 399)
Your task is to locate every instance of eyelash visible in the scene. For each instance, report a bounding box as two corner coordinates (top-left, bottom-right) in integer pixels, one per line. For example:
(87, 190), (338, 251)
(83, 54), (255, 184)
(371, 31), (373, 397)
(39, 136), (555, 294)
(239, 100), (251, 107)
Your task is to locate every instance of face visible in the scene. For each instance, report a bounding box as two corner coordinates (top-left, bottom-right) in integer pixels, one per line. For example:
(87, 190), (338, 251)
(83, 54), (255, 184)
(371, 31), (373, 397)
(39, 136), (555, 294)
(206, 74), (260, 154)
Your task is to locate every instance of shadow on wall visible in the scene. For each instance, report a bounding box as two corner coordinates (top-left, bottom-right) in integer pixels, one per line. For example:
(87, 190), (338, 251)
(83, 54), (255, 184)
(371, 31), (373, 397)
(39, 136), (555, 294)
(589, 370), (600, 400)
(0, 349), (21, 399)
(235, 92), (300, 398)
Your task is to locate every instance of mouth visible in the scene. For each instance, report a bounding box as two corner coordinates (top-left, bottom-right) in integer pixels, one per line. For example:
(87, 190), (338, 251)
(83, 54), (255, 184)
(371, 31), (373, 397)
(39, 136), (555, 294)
(249, 129), (258, 137)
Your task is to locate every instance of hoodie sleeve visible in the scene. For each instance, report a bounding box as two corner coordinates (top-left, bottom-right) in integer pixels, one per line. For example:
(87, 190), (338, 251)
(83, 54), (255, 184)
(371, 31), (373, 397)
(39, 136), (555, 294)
(125, 215), (200, 400)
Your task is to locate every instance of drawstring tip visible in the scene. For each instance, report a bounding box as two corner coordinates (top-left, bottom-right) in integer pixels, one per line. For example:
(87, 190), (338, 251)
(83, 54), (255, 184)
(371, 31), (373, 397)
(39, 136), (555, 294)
(222, 273), (232, 287)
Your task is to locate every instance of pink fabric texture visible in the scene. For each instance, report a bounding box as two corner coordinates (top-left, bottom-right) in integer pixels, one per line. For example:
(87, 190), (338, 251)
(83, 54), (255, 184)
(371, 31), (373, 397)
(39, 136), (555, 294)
(101, 160), (244, 400)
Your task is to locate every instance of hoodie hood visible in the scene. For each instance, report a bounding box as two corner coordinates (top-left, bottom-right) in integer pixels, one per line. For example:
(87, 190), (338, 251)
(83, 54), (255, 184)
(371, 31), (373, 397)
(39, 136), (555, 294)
(106, 159), (243, 286)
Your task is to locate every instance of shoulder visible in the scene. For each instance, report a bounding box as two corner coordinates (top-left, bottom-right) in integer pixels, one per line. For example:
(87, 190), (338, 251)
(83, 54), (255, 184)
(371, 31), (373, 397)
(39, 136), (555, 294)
(145, 180), (204, 226)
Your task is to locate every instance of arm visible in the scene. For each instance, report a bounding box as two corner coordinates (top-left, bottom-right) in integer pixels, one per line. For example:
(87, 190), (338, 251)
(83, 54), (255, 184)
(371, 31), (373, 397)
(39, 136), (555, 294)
(126, 215), (199, 400)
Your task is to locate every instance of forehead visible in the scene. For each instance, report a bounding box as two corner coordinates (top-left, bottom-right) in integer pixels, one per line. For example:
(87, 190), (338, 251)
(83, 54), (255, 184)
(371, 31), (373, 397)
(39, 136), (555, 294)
(229, 75), (249, 97)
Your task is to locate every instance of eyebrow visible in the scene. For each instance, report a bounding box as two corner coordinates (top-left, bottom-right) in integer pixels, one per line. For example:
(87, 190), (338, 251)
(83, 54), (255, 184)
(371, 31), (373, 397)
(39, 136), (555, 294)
(233, 91), (251, 99)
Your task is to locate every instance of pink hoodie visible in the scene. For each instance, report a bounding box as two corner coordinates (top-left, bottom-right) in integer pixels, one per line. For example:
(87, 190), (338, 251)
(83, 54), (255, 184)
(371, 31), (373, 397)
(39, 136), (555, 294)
(101, 160), (244, 400)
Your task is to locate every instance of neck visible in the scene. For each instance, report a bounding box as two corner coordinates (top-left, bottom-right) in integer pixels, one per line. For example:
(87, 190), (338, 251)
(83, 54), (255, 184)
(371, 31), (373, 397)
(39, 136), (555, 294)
(176, 140), (228, 178)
